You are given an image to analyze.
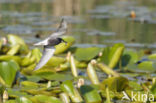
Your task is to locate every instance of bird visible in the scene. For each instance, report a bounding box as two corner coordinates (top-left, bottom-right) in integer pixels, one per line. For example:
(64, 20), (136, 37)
(33, 18), (67, 71)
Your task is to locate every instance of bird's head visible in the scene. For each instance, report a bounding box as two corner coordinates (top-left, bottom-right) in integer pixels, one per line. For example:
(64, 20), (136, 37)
(58, 38), (67, 45)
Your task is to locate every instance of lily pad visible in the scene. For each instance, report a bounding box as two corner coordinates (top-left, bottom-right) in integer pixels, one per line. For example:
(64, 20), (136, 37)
(34, 72), (73, 81)
(21, 56), (35, 67)
(21, 81), (43, 89)
(0, 60), (20, 87)
(75, 47), (103, 61)
(121, 50), (139, 67)
(60, 80), (83, 103)
(5, 100), (17, 103)
(30, 95), (62, 103)
(31, 48), (42, 62)
(100, 43), (124, 69)
(7, 88), (31, 98)
(21, 48), (41, 66)
(129, 81), (142, 91)
(0, 39), (3, 51)
(16, 97), (32, 103)
(7, 44), (20, 55)
(7, 34), (29, 54)
(100, 76), (129, 92)
(80, 85), (102, 103)
(137, 61), (155, 72)
(148, 53), (156, 60)
(46, 56), (66, 67)
(0, 55), (21, 64)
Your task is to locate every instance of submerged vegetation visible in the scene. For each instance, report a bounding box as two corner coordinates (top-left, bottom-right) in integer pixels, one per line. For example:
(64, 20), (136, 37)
(0, 34), (156, 103)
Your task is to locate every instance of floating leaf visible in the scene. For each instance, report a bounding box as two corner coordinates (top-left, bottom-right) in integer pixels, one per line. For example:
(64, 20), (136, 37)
(138, 61), (155, 72)
(31, 48), (42, 62)
(21, 81), (42, 89)
(0, 55), (21, 64)
(21, 48), (41, 66)
(129, 81), (142, 91)
(34, 72), (73, 81)
(60, 80), (83, 103)
(55, 36), (75, 54)
(75, 47), (103, 61)
(21, 56), (35, 67)
(5, 100), (17, 103)
(46, 56), (66, 67)
(100, 76), (129, 92)
(148, 53), (156, 60)
(7, 34), (29, 54)
(100, 43), (124, 69)
(151, 82), (156, 95)
(7, 88), (31, 98)
(0, 60), (20, 87)
(0, 39), (2, 51)
(121, 50), (139, 67)
(30, 95), (62, 103)
(7, 44), (20, 55)
(80, 85), (102, 103)
(16, 97), (32, 103)
(126, 60), (156, 73)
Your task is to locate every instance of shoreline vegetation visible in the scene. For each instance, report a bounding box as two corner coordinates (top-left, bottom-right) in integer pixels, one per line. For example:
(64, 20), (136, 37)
(0, 34), (156, 102)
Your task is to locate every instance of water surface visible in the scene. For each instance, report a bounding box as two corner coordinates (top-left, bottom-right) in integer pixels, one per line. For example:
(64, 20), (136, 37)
(0, 0), (156, 50)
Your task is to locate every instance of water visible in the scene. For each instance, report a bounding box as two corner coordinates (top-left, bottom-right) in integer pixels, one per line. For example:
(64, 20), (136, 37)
(0, 0), (156, 50)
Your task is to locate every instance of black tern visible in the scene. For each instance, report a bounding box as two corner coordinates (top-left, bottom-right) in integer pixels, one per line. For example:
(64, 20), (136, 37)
(33, 19), (67, 71)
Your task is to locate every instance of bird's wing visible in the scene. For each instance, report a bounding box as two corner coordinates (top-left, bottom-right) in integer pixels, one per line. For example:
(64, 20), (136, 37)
(50, 18), (67, 38)
(33, 46), (55, 71)
(34, 38), (49, 46)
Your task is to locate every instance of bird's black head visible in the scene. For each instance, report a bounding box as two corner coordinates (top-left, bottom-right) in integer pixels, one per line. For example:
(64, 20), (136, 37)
(58, 38), (67, 44)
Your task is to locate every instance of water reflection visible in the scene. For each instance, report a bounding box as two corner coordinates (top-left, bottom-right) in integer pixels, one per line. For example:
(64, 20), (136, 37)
(0, 0), (156, 49)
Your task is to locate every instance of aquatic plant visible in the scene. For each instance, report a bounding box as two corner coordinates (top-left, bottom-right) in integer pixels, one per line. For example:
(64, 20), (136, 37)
(0, 34), (156, 103)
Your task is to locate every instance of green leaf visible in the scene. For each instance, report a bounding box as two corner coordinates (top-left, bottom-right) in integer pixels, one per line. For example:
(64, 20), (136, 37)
(127, 61), (156, 73)
(80, 85), (102, 103)
(16, 97), (32, 103)
(75, 47), (103, 61)
(8, 88), (31, 98)
(7, 44), (20, 55)
(31, 48), (42, 62)
(35, 72), (73, 81)
(0, 39), (3, 51)
(46, 56), (66, 67)
(138, 61), (155, 72)
(7, 34), (29, 54)
(5, 100), (17, 103)
(100, 43), (124, 69)
(129, 81), (142, 91)
(30, 95), (63, 103)
(151, 82), (156, 95)
(100, 76), (129, 92)
(0, 60), (20, 87)
(21, 81), (41, 89)
(121, 50), (139, 67)
(60, 80), (83, 102)
(21, 48), (41, 66)
(60, 80), (74, 95)
(87, 63), (100, 85)
(0, 55), (21, 64)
